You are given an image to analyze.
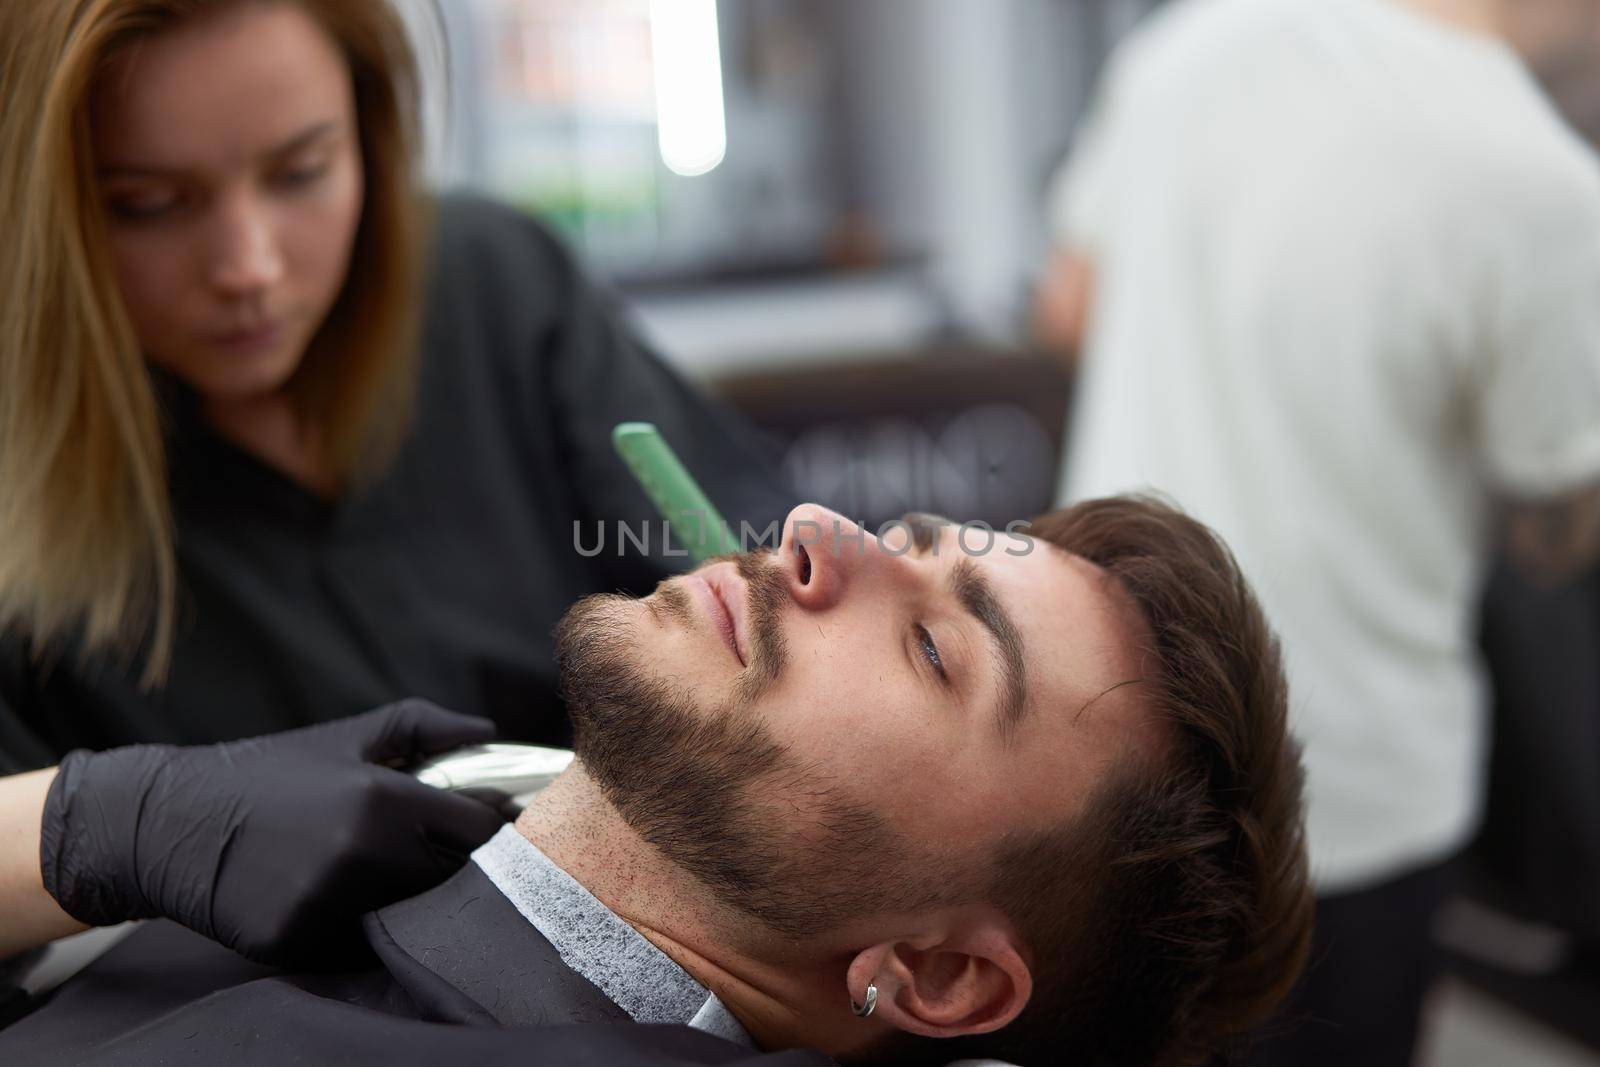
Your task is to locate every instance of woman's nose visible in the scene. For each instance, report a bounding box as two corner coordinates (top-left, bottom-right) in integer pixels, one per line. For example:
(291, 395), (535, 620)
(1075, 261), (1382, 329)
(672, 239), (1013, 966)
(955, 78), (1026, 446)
(207, 199), (284, 296)
(779, 503), (883, 611)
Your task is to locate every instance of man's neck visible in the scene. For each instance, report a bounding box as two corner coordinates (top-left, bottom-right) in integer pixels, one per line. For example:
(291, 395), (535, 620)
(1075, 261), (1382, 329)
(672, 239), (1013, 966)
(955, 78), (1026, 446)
(513, 764), (861, 1053)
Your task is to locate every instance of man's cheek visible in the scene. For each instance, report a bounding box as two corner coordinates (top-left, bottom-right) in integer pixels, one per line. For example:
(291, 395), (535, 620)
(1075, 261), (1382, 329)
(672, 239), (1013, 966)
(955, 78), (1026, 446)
(638, 633), (727, 696)
(755, 684), (860, 753)
(766, 686), (924, 775)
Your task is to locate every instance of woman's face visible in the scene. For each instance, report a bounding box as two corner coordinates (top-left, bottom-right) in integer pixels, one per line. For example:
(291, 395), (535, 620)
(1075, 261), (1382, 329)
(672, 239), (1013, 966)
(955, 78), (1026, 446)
(90, 1), (364, 402)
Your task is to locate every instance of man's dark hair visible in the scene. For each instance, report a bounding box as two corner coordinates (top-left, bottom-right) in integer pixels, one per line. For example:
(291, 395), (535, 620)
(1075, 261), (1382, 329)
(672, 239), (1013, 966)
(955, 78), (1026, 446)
(888, 495), (1313, 1067)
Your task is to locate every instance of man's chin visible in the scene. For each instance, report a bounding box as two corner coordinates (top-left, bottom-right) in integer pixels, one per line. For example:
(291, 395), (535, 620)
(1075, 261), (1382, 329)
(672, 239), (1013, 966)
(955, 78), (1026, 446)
(554, 593), (668, 753)
(555, 588), (635, 652)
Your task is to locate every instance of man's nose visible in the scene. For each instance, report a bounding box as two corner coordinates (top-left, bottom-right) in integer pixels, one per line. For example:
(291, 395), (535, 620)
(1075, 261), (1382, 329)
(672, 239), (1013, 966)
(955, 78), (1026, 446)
(778, 503), (898, 612)
(206, 196), (284, 297)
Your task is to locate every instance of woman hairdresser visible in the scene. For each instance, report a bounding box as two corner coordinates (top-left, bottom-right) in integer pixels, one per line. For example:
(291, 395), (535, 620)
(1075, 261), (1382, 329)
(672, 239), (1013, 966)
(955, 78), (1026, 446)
(0, 0), (790, 971)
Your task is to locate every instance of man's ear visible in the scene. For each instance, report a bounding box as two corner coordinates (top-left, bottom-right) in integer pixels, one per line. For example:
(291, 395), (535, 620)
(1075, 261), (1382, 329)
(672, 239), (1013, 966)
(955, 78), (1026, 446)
(846, 913), (1033, 1039)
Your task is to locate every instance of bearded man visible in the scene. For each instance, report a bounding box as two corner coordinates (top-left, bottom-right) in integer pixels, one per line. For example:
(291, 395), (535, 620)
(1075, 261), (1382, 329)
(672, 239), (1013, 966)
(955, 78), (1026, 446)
(1, 499), (1312, 1067)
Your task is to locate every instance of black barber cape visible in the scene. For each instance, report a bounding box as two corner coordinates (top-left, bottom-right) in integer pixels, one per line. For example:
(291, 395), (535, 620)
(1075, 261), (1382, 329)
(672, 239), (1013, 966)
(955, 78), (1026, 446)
(0, 193), (793, 771)
(0, 863), (829, 1067)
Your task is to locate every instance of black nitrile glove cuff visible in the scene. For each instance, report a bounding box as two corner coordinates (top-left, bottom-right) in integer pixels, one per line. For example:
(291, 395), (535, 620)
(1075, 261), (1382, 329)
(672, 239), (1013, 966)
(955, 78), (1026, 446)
(40, 745), (176, 928)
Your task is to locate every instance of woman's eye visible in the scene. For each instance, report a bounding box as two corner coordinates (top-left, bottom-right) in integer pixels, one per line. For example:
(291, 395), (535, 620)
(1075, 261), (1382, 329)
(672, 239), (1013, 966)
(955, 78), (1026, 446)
(277, 161), (330, 188)
(108, 194), (179, 220)
(916, 624), (948, 682)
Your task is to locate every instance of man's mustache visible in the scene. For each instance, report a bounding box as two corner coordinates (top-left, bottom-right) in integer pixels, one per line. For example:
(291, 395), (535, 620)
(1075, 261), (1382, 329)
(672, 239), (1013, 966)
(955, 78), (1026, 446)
(653, 549), (789, 699)
(733, 549), (789, 695)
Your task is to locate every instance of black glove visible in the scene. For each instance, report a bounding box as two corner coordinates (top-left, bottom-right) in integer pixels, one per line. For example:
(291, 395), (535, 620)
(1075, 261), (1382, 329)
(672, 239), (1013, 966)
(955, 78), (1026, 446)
(38, 699), (507, 968)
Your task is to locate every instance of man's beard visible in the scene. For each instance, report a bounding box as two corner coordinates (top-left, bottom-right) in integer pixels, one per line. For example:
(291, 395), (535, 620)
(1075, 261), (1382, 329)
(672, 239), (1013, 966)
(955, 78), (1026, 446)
(553, 552), (943, 940)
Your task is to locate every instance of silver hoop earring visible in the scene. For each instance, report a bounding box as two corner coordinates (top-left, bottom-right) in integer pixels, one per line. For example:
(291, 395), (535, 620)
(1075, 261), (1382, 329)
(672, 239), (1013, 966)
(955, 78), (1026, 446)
(850, 983), (878, 1018)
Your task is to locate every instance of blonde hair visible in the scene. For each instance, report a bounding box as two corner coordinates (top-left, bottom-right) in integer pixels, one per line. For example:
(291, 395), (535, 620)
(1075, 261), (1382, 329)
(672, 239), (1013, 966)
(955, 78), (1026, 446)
(0, 0), (430, 687)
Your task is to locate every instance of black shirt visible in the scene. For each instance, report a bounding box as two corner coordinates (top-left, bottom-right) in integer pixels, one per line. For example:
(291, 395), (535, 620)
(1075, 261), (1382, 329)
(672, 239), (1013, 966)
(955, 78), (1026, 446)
(0, 194), (793, 771)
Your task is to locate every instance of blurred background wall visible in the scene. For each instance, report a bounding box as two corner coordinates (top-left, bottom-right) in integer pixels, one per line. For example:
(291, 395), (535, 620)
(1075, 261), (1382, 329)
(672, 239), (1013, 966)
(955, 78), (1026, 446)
(409, 0), (1153, 358)
(397, 0), (1175, 534)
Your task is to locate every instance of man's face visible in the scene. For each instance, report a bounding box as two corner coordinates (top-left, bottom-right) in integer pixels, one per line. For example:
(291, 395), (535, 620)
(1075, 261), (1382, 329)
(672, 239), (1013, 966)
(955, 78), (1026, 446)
(556, 504), (1151, 936)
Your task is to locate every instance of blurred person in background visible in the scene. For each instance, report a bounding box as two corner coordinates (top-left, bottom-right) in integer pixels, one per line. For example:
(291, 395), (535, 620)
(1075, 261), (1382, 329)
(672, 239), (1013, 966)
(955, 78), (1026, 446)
(1034, 0), (1600, 1064)
(0, 0), (789, 994)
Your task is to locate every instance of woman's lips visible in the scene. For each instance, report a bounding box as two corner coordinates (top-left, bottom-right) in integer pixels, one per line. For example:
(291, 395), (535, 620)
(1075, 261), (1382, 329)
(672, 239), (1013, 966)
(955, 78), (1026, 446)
(208, 320), (284, 354)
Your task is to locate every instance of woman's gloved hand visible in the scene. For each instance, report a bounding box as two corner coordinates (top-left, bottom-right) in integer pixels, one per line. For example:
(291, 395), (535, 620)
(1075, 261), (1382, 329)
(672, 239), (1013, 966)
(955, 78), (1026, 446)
(37, 699), (507, 968)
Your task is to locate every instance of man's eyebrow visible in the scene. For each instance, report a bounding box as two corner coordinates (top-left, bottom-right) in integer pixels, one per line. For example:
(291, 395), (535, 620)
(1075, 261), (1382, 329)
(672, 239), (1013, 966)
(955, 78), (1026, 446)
(97, 119), (342, 178)
(949, 556), (1029, 740)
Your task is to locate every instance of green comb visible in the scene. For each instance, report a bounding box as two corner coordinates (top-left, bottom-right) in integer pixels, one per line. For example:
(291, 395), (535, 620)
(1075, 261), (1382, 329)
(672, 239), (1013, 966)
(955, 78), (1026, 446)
(612, 422), (739, 564)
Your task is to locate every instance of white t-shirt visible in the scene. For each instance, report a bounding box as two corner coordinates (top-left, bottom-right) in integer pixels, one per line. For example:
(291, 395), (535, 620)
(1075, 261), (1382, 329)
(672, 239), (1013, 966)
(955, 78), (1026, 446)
(1053, 0), (1600, 891)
